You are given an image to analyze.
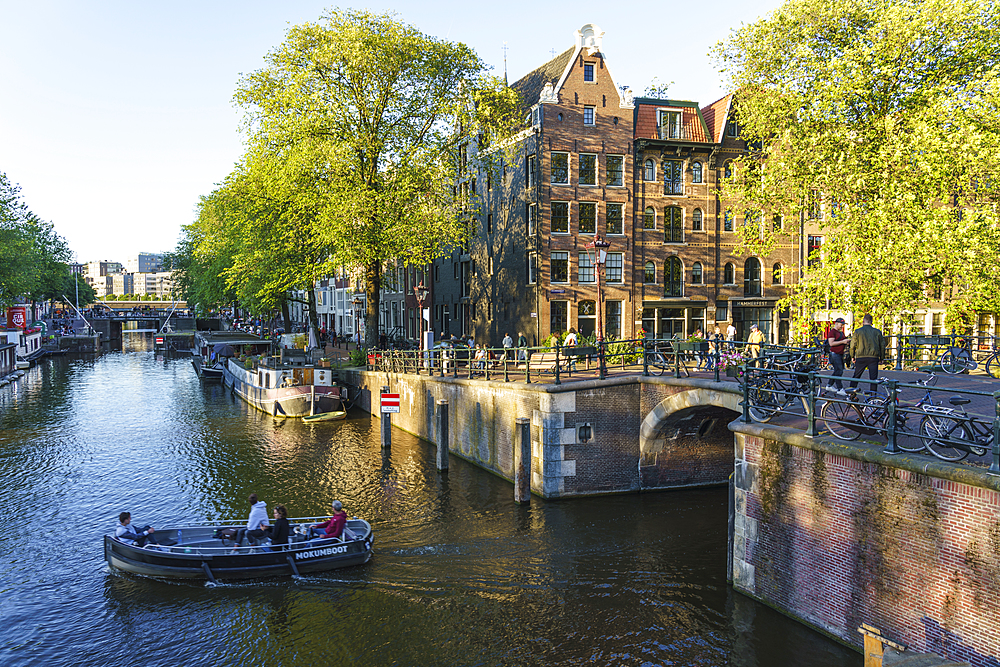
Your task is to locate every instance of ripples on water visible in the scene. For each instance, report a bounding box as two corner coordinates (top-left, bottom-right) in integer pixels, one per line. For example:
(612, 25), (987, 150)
(0, 339), (857, 666)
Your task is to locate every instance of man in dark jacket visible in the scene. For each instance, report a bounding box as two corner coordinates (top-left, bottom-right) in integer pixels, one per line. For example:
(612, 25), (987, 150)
(848, 314), (887, 395)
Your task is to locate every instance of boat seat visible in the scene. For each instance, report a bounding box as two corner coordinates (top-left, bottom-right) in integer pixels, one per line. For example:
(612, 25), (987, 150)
(949, 396), (971, 406)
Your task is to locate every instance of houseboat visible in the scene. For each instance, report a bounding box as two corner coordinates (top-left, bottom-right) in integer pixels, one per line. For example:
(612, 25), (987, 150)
(192, 331), (266, 382)
(215, 335), (344, 418)
(0, 327), (44, 367)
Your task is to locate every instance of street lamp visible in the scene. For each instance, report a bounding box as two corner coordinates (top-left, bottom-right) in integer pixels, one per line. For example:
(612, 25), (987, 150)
(413, 282), (429, 352)
(586, 235), (611, 342)
(352, 297), (364, 347)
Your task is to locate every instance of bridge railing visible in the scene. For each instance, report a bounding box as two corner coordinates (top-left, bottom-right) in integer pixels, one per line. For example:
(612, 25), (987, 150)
(740, 360), (1000, 473)
(363, 338), (802, 384)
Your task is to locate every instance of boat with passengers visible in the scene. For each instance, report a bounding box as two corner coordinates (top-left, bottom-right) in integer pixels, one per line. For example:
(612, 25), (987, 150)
(104, 516), (373, 582)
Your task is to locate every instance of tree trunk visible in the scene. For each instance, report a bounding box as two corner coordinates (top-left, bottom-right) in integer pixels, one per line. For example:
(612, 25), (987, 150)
(307, 285), (320, 348)
(280, 298), (291, 333)
(364, 260), (381, 349)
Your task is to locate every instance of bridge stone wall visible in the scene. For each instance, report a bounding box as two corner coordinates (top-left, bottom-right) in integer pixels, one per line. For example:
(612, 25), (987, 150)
(730, 421), (1000, 665)
(343, 370), (741, 497)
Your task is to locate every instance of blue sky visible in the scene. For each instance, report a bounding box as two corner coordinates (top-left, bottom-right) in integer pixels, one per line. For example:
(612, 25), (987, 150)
(0, 0), (782, 263)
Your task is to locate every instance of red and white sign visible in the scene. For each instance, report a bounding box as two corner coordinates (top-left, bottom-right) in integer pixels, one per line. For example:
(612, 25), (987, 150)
(7, 306), (26, 329)
(380, 393), (400, 413)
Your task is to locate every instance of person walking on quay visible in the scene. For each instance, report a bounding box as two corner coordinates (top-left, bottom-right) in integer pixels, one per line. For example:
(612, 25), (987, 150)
(502, 332), (514, 361)
(517, 332), (528, 361)
(848, 314), (886, 396)
(707, 326), (723, 370)
(825, 318), (851, 395)
(726, 322), (737, 350)
(747, 325), (765, 360)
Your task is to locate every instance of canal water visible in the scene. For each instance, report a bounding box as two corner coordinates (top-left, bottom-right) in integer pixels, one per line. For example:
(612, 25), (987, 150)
(0, 338), (858, 667)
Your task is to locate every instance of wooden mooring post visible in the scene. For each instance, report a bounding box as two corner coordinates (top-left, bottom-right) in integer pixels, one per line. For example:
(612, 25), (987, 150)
(514, 417), (530, 503)
(436, 399), (449, 471)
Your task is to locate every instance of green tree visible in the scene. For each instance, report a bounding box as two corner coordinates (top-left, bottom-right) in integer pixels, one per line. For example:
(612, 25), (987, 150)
(714, 0), (1000, 328)
(228, 9), (520, 346)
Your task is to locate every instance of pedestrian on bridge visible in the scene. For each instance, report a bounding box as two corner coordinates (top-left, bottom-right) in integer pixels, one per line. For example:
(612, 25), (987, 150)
(848, 314), (886, 395)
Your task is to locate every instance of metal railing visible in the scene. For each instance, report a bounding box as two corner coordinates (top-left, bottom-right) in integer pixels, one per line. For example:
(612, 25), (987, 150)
(740, 360), (1000, 473)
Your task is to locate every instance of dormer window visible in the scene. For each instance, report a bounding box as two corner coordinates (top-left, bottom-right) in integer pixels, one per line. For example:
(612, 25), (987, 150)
(659, 111), (681, 139)
(584, 63), (595, 82)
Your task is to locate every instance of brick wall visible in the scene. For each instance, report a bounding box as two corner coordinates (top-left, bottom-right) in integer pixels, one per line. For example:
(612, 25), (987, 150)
(732, 423), (1000, 665)
(345, 370), (737, 497)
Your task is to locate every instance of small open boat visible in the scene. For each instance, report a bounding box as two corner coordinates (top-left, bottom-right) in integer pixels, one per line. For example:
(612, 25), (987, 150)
(302, 410), (347, 422)
(104, 516), (372, 582)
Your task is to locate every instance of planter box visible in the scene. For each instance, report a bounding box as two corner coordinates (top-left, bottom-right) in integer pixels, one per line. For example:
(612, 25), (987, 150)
(726, 366), (739, 378)
(676, 341), (709, 352)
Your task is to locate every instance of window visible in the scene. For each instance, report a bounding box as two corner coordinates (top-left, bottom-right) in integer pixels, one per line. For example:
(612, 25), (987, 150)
(551, 202), (569, 233)
(724, 162), (732, 179)
(551, 301), (568, 333)
(527, 203), (537, 235)
(724, 210), (733, 232)
(584, 63), (594, 82)
(724, 262), (735, 284)
(527, 253), (537, 284)
(664, 160), (683, 195)
(692, 208), (703, 231)
(606, 301), (622, 340)
(578, 300), (596, 336)
(551, 152), (569, 184)
(644, 159), (656, 182)
(579, 154), (597, 185)
(660, 111), (681, 139)
(579, 202), (596, 234)
(551, 252), (569, 283)
(773, 214), (783, 231)
(692, 262), (703, 284)
(664, 206), (682, 243)
(605, 253), (623, 283)
(526, 154), (536, 188)
(644, 261), (656, 283)
(583, 106), (595, 126)
(606, 203), (623, 234)
(716, 302), (728, 323)
(578, 252), (595, 283)
(727, 120), (739, 138)
(772, 263), (783, 285)
(692, 161), (703, 183)
(643, 206), (656, 230)
(607, 155), (623, 186)
(807, 235), (823, 268)
(664, 257), (683, 297)
(744, 257), (762, 296)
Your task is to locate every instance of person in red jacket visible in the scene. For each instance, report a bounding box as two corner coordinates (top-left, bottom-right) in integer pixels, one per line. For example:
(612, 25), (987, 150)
(309, 500), (347, 540)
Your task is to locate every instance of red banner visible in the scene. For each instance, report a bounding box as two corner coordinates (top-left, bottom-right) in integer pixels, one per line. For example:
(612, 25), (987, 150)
(7, 306), (26, 329)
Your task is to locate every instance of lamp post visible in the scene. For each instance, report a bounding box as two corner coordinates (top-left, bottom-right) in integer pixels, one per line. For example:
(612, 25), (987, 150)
(352, 297), (364, 348)
(586, 236), (612, 342)
(413, 282), (429, 352)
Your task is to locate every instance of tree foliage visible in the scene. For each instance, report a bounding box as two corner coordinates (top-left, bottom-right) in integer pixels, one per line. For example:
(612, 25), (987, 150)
(184, 8), (521, 345)
(714, 0), (1000, 327)
(0, 171), (72, 310)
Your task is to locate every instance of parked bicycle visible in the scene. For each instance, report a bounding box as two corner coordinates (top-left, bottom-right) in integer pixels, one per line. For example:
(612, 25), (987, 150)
(917, 395), (990, 461)
(938, 338), (1000, 378)
(745, 351), (819, 422)
(646, 340), (690, 378)
(819, 373), (939, 448)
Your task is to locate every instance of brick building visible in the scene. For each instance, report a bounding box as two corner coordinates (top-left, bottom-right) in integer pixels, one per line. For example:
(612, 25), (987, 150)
(428, 23), (801, 348)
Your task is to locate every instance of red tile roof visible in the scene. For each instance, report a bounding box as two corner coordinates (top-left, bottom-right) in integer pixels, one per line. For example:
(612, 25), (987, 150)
(700, 94), (733, 143)
(633, 100), (712, 143)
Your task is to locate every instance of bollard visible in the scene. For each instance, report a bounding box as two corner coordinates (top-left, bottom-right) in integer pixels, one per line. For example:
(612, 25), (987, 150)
(885, 380), (899, 454)
(436, 399), (449, 471)
(514, 417), (531, 503)
(380, 386), (391, 450)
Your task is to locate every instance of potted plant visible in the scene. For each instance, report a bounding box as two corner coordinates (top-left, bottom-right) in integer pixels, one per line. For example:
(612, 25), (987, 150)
(719, 350), (745, 378)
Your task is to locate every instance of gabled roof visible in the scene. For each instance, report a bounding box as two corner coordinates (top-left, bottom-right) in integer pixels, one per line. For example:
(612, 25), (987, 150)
(511, 47), (575, 111)
(633, 97), (712, 143)
(700, 94), (733, 143)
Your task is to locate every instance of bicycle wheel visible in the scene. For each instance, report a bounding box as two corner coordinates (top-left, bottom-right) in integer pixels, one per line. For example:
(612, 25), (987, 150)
(938, 349), (966, 375)
(821, 398), (862, 441)
(919, 414), (970, 461)
(653, 354), (667, 376)
(747, 377), (780, 422)
(893, 411), (928, 452)
(985, 354), (1000, 380)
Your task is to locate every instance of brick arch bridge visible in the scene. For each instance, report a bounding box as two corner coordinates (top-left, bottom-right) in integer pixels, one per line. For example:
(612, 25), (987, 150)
(637, 379), (743, 490)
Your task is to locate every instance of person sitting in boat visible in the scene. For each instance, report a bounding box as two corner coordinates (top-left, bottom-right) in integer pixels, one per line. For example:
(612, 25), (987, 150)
(115, 511), (158, 547)
(235, 493), (269, 546)
(263, 505), (290, 550)
(308, 500), (347, 540)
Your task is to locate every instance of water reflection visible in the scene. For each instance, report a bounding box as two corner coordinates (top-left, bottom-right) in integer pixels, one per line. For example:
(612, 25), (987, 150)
(0, 337), (857, 666)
